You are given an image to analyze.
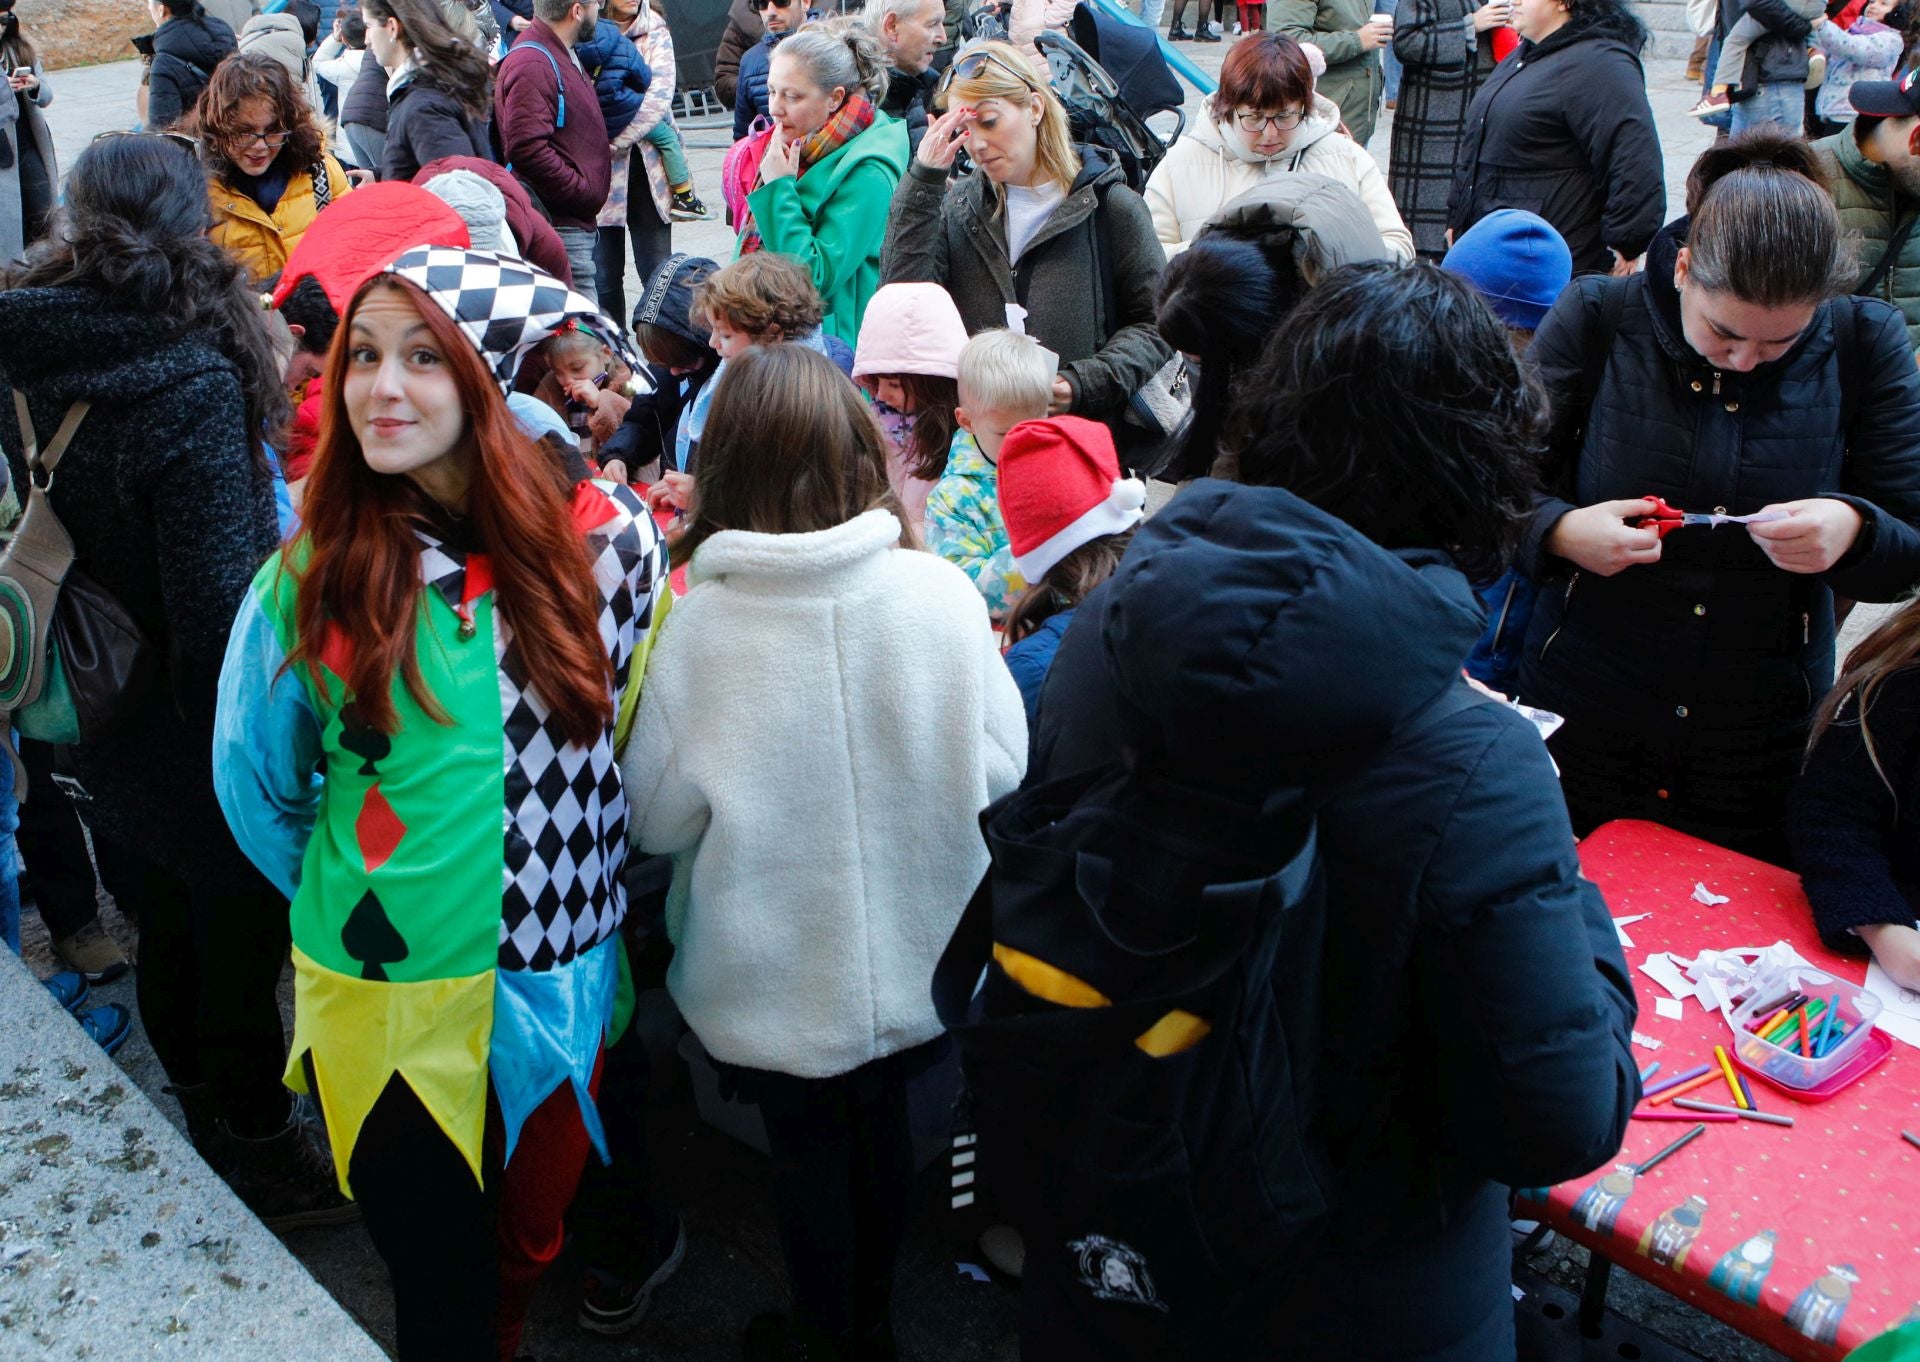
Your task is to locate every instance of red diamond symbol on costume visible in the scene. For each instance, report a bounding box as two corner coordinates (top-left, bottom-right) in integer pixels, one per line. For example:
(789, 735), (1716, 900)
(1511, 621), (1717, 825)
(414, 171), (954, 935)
(357, 781), (407, 875)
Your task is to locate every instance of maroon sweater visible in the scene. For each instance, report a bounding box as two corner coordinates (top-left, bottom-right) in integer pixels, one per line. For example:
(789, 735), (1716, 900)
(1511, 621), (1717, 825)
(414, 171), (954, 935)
(492, 19), (611, 231)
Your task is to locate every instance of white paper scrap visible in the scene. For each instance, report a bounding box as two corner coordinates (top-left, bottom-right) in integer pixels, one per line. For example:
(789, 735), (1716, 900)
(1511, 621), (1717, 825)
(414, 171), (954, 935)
(1631, 1030), (1663, 1051)
(1654, 996), (1685, 1021)
(1865, 958), (1920, 1051)
(1639, 952), (1696, 1002)
(1692, 882), (1731, 906)
(1614, 913), (1650, 950)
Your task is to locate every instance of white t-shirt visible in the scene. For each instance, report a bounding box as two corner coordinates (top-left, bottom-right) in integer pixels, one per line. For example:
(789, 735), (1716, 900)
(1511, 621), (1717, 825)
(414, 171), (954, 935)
(1005, 180), (1068, 265)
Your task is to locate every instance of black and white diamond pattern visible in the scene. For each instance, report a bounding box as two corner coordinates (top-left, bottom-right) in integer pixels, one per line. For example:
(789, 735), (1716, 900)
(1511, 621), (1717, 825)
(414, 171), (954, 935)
(387, 246), (650, 396)
(491, 481), (667, 972)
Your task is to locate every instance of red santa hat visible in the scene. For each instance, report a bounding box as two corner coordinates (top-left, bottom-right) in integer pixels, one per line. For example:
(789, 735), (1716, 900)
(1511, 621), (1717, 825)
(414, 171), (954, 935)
(270, 181), (471, 315)
(998, 416), (1146, 585)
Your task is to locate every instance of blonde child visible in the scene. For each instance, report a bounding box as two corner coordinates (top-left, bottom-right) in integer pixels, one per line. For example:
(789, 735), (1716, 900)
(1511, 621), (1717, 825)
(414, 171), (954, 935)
(852, 282), (969, 528)
(924, 329), (1055, 618)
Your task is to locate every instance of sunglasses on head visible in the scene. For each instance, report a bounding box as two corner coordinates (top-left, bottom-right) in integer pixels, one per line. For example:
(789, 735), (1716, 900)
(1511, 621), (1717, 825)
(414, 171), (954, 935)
(936, 47), (1042, 100)
(93, 129), (199, 154)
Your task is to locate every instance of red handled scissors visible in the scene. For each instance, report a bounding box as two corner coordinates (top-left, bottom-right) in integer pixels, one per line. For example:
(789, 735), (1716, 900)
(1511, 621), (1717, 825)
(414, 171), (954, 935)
(1635, 496), (1790, 538)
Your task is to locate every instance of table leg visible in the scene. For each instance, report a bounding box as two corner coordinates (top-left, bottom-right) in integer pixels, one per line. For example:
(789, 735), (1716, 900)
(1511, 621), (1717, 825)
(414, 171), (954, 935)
(1579, 1254), (1612, 1336)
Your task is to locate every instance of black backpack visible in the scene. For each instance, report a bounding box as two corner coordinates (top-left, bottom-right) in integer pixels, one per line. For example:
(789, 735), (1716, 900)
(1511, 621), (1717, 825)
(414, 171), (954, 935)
(932, 755), (1334, 1351)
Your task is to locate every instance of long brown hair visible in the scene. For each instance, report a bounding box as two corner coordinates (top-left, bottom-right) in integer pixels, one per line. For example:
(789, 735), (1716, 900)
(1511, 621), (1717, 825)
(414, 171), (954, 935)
(0, 5), (37, 72)
(287, 274), (614, 745)
(1004, 530), (1132, 644)
(364, 0), (494, 120)
(897, 373), (959, 482)
(1808, 596), (1920, 803)
(674, 343), (913, 567)
(192, 52), (327, 184)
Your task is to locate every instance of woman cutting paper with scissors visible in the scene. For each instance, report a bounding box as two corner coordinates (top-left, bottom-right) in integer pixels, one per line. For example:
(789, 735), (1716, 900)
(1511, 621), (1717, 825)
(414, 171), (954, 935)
(1517, 129), (1920, 864)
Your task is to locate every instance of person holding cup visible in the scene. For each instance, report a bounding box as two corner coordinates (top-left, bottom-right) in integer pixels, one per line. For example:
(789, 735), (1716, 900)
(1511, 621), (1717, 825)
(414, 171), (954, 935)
(1273, 0), (1393, 145)
(1386, 0), (1504, 258)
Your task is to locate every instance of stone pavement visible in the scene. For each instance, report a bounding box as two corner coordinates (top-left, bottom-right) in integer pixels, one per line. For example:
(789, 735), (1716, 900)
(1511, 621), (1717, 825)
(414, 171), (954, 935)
(0, 947), (384, 1361)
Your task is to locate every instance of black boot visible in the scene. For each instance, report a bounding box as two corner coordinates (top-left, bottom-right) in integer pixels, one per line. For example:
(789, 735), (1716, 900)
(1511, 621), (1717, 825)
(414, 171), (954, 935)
(210, 1115), (362, 1231)
(1168, 22), (1191, 37)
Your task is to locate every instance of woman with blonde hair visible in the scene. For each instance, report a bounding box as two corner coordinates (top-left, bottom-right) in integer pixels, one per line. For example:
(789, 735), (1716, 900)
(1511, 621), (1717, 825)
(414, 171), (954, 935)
(881, 39), (1169, 432)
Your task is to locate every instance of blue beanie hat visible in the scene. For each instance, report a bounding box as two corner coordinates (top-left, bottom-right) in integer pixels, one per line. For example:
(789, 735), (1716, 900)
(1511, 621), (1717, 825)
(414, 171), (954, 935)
(1441, 209), (1574, 332)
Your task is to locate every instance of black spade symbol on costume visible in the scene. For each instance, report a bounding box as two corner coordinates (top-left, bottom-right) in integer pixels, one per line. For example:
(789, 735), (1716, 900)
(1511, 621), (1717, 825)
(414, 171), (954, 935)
(339, 701), (391, 776)
(341, 889), (409, 982)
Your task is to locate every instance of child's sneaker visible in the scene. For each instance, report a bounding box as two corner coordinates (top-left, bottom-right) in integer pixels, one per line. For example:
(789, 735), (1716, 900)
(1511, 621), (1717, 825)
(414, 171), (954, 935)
(1688, 92), (1730, 118)
(670, 188), (711, 222)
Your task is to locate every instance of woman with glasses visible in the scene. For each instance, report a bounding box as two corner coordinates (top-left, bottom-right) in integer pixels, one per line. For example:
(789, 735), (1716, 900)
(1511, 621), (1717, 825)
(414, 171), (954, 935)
(1445, 0), (1662, 277)
(195, 51), (353, 284)
(732, 18), (908, 346)
(883, 40), (1170, 432)
(1144, 33), (1412, 258)
(733, 0), (809, 141)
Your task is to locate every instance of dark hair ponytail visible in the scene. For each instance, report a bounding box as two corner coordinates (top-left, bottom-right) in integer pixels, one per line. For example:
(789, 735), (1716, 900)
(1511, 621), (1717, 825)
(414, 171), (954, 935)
(11, 135), (289, 463)
(1155, 236), (1282, 483)
(1683, 129), (1855, 307)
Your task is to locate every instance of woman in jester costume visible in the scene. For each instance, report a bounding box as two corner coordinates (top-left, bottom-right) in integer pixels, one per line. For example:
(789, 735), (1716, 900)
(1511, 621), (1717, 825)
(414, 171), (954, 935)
(213, 244), (669, 1361)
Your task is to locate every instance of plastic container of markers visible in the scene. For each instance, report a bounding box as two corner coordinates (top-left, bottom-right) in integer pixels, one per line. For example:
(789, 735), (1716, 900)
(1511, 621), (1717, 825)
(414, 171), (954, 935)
(1728, 965), (1882, 1091)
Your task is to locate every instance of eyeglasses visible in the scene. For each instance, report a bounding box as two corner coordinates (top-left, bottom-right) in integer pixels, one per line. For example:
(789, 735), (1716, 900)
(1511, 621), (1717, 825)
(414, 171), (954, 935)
(747, 0), (801, 12)
(1234, 108), (1304, 133)
(233, 129), (291, 150)
(936, 46), (1043, 100)
(93, 129), (199, 153)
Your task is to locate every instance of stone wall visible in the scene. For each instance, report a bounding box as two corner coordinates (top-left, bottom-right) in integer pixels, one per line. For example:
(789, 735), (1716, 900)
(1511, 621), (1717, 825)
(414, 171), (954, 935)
(15, 0), (149, 71)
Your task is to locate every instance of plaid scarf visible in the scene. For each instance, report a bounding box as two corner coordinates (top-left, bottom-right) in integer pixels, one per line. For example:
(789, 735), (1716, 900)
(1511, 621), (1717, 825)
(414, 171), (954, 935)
(737, 93), (878, 256)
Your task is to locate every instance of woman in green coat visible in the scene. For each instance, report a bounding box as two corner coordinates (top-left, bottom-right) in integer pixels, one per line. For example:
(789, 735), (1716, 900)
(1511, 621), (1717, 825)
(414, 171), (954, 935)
(734, 17), (909, 346)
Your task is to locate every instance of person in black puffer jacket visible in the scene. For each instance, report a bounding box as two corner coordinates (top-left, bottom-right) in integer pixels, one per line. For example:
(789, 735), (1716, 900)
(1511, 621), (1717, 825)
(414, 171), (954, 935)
(1026, 263), (1637, 1362)
(1446, 0), (1664, 276)
(1518, 130), (1920, 865)
(363, 0), (494, 182)
(0, 134), (347, 1227)
(145, 0), (238, 131)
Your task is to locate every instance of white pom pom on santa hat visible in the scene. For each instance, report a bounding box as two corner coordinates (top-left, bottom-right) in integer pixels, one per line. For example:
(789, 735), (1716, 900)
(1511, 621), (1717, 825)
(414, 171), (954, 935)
(998, 415), (1147, 586)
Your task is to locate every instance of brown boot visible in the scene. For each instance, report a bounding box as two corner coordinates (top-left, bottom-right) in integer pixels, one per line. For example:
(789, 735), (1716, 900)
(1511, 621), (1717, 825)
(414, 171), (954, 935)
(52, 919), (129, 984)
(1687, 33), (1709, 82)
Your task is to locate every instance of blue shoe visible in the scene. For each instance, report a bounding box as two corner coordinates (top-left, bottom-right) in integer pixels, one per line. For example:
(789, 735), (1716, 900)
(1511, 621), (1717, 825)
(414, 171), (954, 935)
(43, 969), (90, 1012)
(77, 1004), (131, 1056)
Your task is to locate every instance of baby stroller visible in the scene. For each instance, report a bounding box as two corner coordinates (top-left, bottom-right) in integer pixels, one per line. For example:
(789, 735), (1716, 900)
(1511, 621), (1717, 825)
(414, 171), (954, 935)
(960, 0), (1187, 192)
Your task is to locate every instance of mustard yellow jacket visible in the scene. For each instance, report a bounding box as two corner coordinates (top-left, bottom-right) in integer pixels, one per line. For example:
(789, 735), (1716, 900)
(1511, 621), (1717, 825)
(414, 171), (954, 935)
(207, 154), (353, 285)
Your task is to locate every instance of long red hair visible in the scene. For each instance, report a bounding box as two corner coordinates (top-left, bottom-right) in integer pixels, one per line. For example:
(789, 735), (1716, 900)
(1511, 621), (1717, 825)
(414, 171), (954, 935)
(286, 274), (613, 745)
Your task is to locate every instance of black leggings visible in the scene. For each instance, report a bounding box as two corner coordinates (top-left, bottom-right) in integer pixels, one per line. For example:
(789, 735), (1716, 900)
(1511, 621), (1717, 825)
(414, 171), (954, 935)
(1166, 0), (1217, 28)
(595, 147), (673, 326)
(733, 1044), (929, 1346)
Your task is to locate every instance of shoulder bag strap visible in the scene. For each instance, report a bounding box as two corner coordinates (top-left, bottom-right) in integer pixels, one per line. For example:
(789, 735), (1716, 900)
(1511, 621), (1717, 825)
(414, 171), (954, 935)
(13, 391), (90, 484)
(1856, 213), (1918, 302)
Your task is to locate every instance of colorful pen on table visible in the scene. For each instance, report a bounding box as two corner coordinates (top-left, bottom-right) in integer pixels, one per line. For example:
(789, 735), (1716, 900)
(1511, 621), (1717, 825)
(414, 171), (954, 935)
(1633, 1123), (1708, 1175)
(1672, 1097), (1794, 1127)
(1713, 1044), (1747, 1109)
(1644, 1063), (1711, 1097)
(1649, 1070), (1723, 1106)
(1903, 1130), (1920, 1153)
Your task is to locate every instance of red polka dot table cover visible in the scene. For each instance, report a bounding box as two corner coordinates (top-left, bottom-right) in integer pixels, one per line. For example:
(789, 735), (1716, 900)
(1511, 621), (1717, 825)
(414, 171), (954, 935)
(1526, 820), (1920, 1361)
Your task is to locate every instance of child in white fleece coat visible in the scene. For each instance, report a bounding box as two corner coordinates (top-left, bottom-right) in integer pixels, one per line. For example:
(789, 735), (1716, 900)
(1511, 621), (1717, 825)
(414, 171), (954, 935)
(620, 343), (1026, 1358)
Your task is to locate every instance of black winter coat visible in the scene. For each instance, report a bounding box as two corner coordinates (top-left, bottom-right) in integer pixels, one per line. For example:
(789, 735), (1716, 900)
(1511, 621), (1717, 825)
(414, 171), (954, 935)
(340, 45), (391, 133)
(1792, 665), (1920, 952)
(1518, 218), (1920, 747)
(879, 66), (935, 157)
(382, 76), (490, 183)
(0, 286), (281, 891)
(1031, 482), (1638, 1362)
(1718, 0), (1811, 88)
(147, 10), (238, 132)
(1446, 7), (1664, 275)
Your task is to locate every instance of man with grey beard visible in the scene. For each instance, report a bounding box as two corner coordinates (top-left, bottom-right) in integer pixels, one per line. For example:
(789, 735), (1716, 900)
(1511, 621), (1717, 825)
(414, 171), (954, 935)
(1812, 70), (1920, 358)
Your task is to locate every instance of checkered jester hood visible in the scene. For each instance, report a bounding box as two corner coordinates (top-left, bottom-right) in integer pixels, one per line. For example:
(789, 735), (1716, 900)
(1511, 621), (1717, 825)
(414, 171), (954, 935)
(384, 246), (652, 396)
